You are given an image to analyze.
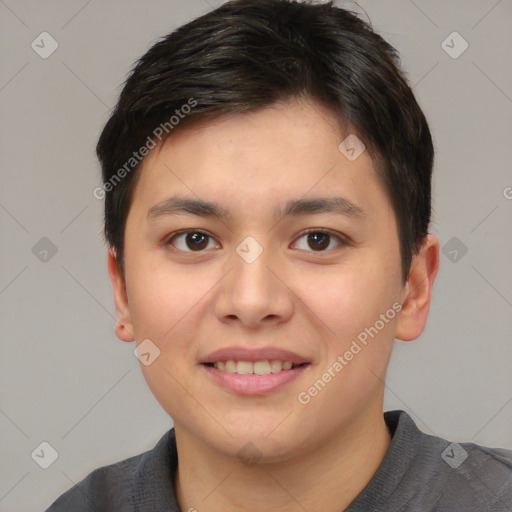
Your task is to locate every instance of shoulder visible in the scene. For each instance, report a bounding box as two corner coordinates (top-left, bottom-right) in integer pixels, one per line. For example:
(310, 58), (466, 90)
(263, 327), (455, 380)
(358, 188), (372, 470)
(389, 411), (512, 511)
(435, 440), (512, 510)
(43, 453), (141, 511)
(44, 429), (176, 512)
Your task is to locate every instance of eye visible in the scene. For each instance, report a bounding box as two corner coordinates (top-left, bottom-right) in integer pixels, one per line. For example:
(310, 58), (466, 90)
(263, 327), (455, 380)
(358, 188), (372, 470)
(165, 230), (219, 252)
(165, 228), (347, 254)
(293, 229), (347, 252)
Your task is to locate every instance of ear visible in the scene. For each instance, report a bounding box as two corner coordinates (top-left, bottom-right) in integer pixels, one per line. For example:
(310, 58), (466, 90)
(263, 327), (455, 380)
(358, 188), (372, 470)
(395, 234), (440, 341)
(107, 247), (135, 342)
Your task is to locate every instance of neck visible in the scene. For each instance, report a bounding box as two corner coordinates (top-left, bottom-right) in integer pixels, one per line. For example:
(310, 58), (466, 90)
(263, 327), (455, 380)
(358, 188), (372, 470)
(173, 402), (391, 512)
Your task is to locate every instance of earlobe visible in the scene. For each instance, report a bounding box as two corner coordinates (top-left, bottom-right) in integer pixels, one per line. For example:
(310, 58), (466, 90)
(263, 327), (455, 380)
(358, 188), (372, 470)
(395, 234), (440, 342)
(107, 247), (135, 342)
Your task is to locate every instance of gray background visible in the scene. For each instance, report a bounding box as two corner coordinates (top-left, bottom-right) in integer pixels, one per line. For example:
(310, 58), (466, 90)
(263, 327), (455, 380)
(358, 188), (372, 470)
(0, 0), (511, 510)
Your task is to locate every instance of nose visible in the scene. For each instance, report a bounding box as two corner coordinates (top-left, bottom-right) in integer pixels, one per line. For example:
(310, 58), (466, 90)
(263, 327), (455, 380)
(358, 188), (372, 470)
(213, 240), (294, 329)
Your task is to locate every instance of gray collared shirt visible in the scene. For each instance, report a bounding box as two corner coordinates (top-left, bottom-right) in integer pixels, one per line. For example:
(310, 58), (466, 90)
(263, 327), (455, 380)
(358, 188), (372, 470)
(44, 410), (512, 511)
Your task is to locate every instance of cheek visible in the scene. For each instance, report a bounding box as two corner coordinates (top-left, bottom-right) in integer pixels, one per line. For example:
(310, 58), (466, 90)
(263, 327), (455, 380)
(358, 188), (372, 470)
(125, 254), (200, 343)
(125, 261), (206, 419)
(293, 259), (398, 342)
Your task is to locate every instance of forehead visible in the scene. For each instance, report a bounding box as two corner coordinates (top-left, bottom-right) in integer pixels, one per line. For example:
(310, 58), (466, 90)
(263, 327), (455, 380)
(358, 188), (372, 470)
(129, 97), (393, 224)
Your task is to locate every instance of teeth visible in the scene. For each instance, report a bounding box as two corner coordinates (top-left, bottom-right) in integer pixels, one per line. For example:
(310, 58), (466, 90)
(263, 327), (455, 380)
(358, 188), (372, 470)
(237, 361), (253, 374)
(225, 360), (237, 373)
(212, 359), (298, 375)
(254, 361), (270, 375)
(269, 360), (282, 373)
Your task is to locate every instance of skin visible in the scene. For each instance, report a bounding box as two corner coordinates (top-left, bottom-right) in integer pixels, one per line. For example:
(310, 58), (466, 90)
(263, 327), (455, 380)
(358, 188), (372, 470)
(108, 96), (439, 512)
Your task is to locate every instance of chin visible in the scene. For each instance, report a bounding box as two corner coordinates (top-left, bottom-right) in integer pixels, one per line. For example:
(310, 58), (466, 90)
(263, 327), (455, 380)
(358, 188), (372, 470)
(219, 436), (299, 466)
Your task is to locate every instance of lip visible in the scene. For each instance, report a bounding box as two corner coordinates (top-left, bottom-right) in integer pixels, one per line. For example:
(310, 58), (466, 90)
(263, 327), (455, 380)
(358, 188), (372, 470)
(200, 363), (310, 395)
(199, 346), (311, 365)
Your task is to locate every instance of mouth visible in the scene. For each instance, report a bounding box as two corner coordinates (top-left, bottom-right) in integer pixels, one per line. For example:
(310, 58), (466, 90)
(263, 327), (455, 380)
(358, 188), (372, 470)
(202, 360), (309, 374)
(200, 360), (311, 395)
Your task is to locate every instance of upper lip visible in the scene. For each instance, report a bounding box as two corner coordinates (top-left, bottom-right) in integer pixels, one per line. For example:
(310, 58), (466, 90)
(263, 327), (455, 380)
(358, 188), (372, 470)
(200, 346), (311, 364)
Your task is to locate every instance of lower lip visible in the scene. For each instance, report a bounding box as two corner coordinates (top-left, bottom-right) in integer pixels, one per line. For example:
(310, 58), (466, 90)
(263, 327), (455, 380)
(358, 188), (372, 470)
(200, 364), (310, 395)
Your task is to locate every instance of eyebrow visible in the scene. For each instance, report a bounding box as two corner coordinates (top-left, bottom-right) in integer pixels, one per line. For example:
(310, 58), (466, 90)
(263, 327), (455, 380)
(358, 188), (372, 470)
(147, 195), (366, 221)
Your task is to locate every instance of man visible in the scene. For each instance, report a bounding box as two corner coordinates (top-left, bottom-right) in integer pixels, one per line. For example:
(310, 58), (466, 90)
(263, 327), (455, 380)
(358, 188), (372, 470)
(46, 0), (512, 510)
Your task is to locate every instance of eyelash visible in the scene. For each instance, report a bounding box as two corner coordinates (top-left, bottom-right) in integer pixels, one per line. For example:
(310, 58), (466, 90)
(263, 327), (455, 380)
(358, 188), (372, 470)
(164, 228), (348, 254)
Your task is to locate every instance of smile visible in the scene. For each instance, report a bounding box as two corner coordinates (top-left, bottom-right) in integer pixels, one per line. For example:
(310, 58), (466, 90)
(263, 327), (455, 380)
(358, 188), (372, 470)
(204, 359), (307, 375)
(201, 361), (311, 395)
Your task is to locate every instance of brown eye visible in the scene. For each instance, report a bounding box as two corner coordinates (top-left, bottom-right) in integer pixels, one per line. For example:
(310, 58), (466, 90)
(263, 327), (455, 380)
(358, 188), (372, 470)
(165, 228), (347, 254)
(293, 230), (346, 252)
(166, 231), (218, 252)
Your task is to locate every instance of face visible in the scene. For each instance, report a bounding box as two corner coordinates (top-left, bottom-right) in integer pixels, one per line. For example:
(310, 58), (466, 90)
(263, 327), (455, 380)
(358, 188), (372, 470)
(109, 97), (430, 461)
